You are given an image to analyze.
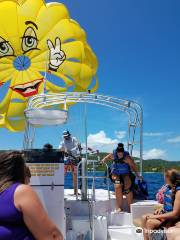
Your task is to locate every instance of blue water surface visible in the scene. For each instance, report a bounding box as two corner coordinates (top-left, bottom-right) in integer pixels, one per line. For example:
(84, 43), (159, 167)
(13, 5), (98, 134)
(65, 172), (164, 200)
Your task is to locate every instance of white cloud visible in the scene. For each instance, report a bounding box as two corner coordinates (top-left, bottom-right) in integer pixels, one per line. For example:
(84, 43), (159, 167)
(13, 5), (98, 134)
(126, 148), (166, 160)
(132, 150), (140, 158)
(143, 148), (166, 160)
(144, 132), (166, 137)
(115, 131), (126, 139)
(87, 130), (118, 152)
(86, 131), (166, 160)
(167, 136), (180, 143)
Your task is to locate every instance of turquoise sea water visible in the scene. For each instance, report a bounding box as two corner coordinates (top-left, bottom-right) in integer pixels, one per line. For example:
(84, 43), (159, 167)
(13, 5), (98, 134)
(65, 172), (164, 200)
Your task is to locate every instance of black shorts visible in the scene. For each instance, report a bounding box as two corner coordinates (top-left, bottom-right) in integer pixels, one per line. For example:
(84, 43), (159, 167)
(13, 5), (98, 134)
(112, 174), (133, 194)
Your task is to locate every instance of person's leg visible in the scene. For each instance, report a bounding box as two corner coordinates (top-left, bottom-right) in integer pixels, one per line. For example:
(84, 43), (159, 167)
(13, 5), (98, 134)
(174, 237), (180, 240)
(114, 183), (123, 210)
(64, 165), (68, 175)
(72, 172), (78, 195)
(141, 215), (161, 240)
(125, 191), (133, 212)
(142, 214), (150, 240)
(72, 165), (78, 195)
(146, 218), (162, 240)
(167, 227), (180, 240)
(146, 218), (162, 229)
(123, 175), (133, 211)
(166, 227), (176, 240)
(79, 162), (82, 190)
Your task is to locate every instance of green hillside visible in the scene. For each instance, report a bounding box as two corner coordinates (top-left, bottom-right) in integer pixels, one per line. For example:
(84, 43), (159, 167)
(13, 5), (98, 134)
(87, 152), (180, 172)
(139, 159), (180, 172)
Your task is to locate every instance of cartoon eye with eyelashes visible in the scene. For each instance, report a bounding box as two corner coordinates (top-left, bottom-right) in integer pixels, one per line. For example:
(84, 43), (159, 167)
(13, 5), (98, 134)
(22, 27), (39, 53)
(0, 37), (14, 58)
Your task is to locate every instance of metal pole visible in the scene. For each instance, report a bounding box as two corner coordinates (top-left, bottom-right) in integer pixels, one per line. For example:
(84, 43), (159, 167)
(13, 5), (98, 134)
(23, 121), (31, 150)
(81, 101), (88, 200)
(23, 123), (28, 150)
(127, 120), (131, 153)
(139, 109), (143, 176)
(91, 183), (95, 240)
(43, 48), (49, 95)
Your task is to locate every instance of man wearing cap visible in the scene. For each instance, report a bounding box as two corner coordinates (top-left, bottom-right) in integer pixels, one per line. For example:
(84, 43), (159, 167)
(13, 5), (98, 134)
(59, 130), (81, 195)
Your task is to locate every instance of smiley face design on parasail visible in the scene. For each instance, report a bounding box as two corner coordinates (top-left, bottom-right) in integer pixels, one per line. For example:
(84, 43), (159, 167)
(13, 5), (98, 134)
(0, 0), (98, 131)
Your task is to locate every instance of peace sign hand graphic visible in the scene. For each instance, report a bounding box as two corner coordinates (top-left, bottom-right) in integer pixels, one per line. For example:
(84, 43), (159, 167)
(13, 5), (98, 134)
(47, 37), (66, 71)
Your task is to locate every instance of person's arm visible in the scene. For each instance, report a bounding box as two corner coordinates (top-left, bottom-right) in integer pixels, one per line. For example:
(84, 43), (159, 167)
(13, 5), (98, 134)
(147, 191), (180, 220)
(101, 153), (113, 164)
(14, 184), (63, 240)
(125, 156), (141, 178)
(71, 137), (79, 152)
(59, 141), (65, 152)
(175, 221), (180, 227)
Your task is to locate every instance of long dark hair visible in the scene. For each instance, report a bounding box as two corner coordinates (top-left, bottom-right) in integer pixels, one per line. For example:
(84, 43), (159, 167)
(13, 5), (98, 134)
(171, 172), (180, 206)
(165, 169), (180, 206)
(0, 151), (25, 192)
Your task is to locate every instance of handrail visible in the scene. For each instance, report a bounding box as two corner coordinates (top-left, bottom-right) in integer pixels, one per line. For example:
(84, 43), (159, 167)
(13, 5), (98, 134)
(76, 158), (110, 240)
(76, 160), (110, 201)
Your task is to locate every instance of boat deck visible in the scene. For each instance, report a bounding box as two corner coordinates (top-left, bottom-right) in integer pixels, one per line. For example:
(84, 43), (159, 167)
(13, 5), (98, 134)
(64, 189), (158, 239)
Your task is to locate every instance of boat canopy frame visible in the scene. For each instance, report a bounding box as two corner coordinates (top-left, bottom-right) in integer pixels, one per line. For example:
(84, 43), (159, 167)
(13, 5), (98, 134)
(23, 92), (143, 173)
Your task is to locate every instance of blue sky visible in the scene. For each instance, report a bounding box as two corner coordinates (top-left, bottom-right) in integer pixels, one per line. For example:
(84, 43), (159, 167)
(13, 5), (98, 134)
(1, 0), (180, 160)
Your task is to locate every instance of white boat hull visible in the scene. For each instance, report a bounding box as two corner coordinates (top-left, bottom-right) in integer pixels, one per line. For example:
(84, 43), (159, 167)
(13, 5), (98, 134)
(64, 189), (158, 240)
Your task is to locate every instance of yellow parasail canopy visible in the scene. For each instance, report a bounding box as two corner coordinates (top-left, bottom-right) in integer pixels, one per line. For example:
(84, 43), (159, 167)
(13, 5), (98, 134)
(0, 0), (98, 132)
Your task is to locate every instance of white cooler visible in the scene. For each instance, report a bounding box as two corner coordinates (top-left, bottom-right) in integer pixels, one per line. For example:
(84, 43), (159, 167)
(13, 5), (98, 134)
(131, 200), (158, 224)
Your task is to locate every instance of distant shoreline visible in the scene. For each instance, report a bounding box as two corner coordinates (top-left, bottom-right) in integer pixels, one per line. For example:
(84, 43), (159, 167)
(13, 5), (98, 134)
(88, 154), (180, 172)
(94, 170), (164, 173)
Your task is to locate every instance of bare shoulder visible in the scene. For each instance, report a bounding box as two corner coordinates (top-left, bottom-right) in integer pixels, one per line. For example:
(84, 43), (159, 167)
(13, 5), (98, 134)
(14, 184), (39, 210)
(15, 184), (34, 196)
(176, 190), (180, 198)
(125, 155), (133, 163)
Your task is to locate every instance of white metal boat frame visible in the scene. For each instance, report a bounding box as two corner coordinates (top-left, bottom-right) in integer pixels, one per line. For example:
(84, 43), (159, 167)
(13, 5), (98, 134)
(23, 92), (144, 240)
(23, 92), (143, 171)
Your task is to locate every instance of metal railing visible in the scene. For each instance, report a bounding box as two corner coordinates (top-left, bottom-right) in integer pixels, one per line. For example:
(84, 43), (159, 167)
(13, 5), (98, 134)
(24, 92), (143, 201)
(75, 157), (110, 240)
(24, 92), (143, 175)
(76, 159), (110, 201)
